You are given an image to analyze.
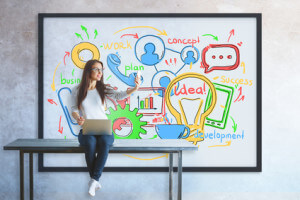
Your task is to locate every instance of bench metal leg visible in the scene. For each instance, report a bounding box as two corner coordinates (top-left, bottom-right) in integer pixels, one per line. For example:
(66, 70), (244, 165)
(178, 151), (182, 200)
(30, 153), (33, 200)
(20, 151), (24, 200)
(169, 153), (173, 200)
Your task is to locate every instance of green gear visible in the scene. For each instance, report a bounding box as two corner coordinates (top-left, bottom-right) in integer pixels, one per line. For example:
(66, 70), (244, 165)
(106, 104), (147, 139)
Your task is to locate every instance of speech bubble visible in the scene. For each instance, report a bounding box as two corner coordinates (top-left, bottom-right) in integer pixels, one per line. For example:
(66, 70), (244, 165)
(202, 44), (240, 73)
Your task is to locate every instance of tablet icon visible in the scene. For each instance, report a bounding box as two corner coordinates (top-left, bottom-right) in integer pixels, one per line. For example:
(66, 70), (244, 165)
(204, 83), (234, 129)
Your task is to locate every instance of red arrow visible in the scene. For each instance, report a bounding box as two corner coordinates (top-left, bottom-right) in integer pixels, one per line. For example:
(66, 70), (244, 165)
(48, 99), (57, 105)
(200, 62), (205, 69)
(120, 33), (139, 39)
(64, 51), (70, 66)
(58, 116), (63, 134)
(239, 95), (245, 101)
(234, 87), (245, 102)
(227, 29), (235, 42)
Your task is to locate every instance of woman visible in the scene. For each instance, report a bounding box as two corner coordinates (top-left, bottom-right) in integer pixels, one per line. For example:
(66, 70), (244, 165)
(71, 59), (141, 197)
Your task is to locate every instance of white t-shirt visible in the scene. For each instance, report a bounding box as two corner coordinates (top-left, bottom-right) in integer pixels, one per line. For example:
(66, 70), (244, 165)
(71, 86), (128, 120)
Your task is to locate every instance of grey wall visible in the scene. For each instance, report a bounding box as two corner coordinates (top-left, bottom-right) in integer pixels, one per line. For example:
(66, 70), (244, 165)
(1, 0), (299, 199)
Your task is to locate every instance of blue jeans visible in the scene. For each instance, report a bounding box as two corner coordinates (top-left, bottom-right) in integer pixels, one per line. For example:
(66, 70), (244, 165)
(78, 129), (114, 181)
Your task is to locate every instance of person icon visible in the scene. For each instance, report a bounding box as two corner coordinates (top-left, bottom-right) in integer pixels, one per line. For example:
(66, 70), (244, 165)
(184, 51), (196, 64)
(159, 76), (175, 96)
(151, 70), (178, 98)
(141, 43), (160, 65)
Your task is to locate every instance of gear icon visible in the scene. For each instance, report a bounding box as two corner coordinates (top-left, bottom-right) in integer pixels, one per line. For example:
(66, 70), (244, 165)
(106, 104), (147, 139)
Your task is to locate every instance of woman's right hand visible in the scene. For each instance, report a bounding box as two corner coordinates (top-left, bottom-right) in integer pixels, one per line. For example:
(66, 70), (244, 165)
(77, 116), (85, 126)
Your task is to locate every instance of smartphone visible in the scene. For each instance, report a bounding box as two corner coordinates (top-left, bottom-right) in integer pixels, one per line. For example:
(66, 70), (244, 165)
(137, 70), (141, 79)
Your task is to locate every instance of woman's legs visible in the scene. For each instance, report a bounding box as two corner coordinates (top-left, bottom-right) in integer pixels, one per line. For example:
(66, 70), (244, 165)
(92, 134), (114, 181)
(78, 130), (115, 181)
(78, 131), (98, 178)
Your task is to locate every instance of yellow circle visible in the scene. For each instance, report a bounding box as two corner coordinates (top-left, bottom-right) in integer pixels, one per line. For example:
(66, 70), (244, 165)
(71, 42), (100, 69)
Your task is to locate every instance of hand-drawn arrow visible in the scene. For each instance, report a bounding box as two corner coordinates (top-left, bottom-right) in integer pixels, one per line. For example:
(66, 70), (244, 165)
(150, 135), (158, 139)
(94, 29), (98, 39)
(75, 33), (83, 40)
(230, 116), (237, 132)
(47, 99), (57, 105)
(123, 153), (169, 160)
(202, 34), (218, 41)
(240, 62), (245, 74)
(227, 29), (235, 42)
(51, 62), (61, 91)
(63, 51), (70, 66)
(208, 141), (231, 147)
(120, 33), (139, 39)
(58, 116), (63, 134)
(81, 25), (89, 39)
(234, 87), (245, 102)
(114, 26), (167, 36)
(200, 62), (205, 69)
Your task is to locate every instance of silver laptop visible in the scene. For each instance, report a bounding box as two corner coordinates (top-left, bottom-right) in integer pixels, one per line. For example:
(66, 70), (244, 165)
(82, 119), (112, 135)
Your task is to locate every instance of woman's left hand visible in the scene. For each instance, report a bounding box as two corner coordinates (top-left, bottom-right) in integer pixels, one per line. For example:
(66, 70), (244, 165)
(134, 75), (141, 90)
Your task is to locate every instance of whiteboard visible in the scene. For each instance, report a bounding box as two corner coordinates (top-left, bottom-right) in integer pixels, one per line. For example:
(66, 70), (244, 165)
(38, 14), (261, 172)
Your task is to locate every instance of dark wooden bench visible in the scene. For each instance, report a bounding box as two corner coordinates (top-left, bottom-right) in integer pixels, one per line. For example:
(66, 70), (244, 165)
(4, 139), (197, 200)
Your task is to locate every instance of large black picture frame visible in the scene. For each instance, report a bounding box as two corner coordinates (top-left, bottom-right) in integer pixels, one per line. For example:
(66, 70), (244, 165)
(38, 13), (262, 172)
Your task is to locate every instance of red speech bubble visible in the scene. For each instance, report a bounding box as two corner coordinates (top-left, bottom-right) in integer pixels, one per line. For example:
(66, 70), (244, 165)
(202, 44), (240, 73)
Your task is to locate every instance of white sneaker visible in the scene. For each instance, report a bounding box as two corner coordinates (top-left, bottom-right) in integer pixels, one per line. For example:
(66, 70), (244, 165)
(88, 179), (101, 196)
(89, 179), (102, 189)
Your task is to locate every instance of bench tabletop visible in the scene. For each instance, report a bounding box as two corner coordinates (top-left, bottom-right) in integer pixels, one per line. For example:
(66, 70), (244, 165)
(3, 139), (198, 152)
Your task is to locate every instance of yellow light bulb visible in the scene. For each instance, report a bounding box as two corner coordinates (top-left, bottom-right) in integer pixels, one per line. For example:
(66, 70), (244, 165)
(165, 72), (217, 145)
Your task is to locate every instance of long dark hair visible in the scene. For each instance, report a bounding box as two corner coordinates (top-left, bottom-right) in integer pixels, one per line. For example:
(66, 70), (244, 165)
(77, 59), (113, 110)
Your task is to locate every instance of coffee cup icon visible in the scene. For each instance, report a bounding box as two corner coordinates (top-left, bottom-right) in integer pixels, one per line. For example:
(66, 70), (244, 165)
(155, 124), (190, 139)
